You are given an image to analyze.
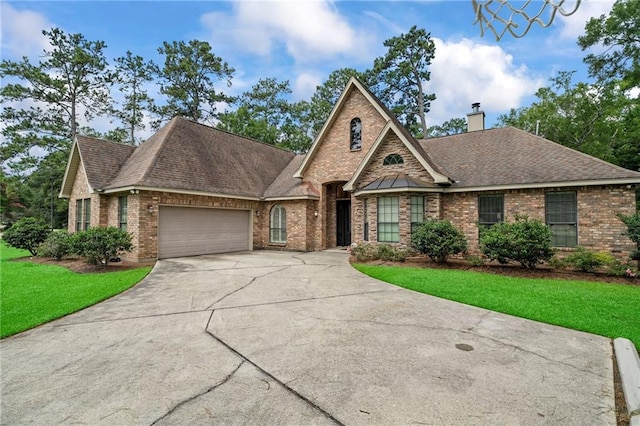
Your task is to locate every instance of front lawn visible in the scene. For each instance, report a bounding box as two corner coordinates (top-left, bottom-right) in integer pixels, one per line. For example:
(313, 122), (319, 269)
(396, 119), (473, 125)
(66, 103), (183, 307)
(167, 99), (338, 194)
(354, 264), (640, 349)
(1, 243), (152, 338)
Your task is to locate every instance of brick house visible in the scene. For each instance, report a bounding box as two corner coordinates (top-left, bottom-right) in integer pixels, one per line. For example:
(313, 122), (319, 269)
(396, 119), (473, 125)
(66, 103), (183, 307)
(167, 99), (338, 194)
(60, 78), (640, 261)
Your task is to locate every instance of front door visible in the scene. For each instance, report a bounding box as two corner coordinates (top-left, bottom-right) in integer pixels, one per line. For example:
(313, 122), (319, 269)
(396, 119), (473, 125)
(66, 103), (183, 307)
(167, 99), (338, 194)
(336, 200), (351, 246)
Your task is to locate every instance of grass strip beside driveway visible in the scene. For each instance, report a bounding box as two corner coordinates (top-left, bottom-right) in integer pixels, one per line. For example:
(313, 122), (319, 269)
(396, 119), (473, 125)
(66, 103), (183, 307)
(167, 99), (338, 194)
(1, 244), (152, 338)
(354, 264), (640, 349)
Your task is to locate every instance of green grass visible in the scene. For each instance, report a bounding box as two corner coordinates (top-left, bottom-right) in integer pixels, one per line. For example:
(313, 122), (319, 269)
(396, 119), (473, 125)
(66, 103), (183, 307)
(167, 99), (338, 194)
(1, 243), (152, 338)
(354, 264), (640, 349)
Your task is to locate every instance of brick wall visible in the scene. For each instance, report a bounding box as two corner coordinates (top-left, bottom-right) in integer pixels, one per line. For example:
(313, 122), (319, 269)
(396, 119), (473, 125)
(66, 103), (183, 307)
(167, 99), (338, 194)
(68, 162), (102, 232)
(442, 185), (637, 259)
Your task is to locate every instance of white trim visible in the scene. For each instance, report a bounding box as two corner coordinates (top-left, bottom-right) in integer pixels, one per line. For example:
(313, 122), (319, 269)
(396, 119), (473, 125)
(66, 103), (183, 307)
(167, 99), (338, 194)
(293, 77), (391, 179)
(343, 121), (451, 192)
(59, 138), (80, 198)
(262, 195), (320, 201)
(103, 186), (262, 201)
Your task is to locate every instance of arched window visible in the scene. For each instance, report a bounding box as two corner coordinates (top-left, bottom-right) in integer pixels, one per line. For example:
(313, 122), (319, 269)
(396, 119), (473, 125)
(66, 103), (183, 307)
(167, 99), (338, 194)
(383, 153), (404, 165)
(270, 205), (287, 243)
(350, 118), (362, 150)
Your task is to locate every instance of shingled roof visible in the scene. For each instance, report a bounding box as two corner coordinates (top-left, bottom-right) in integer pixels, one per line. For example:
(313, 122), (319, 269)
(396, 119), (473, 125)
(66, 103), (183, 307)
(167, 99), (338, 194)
(62, 117), (307, 199)
(420, 127), (640, 189)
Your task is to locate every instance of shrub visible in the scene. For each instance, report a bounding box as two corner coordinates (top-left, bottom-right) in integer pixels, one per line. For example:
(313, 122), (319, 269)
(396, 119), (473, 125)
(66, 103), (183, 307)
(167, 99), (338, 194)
(479, 215), (554, 269)
(2, 217), (51, 255)
(37, 231), (72, 260)
(375, 244), (408, 262)
(562, 247), (617, 273)
(618, 212), (640, 268)
(411, 219), (467, 263)
(350, 243), (407, 262)
(465, 255), (485, 267)
(70, 227), (133, 267)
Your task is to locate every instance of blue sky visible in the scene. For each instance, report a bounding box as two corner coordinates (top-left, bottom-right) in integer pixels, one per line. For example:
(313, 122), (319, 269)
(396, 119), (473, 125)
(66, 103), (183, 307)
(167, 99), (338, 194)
(1, 0), (615, 136)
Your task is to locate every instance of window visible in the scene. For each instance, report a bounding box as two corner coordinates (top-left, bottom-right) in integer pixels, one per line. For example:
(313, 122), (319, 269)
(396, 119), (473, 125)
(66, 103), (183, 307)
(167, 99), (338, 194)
(75, 199), (83, 232)
(545, 191), (577, 247)
(383, 153), (404, 165)
(377, 196), (399, 242)
(118, 196), (128, 232)
(478, 194), (504, 229)
(270, 204), (287, 243)
(83, 198), (91, 230)
(350, 118), (362, 150)
(363, 199), (369, 241)
(410, 195), (425, 234)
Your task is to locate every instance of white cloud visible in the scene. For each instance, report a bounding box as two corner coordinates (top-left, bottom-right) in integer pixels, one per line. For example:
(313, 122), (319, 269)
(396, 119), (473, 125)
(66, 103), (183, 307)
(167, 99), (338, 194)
(557, 0), (615, 39)
(293, 72), (321, 101)
(0, 2), (53, 58)
(426, 38), (543, 125)
(200, 0), (374, 64)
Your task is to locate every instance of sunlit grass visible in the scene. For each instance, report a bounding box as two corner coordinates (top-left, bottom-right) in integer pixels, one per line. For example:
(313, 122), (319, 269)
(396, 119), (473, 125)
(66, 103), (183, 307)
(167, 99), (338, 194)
(1, 242), (151, 338)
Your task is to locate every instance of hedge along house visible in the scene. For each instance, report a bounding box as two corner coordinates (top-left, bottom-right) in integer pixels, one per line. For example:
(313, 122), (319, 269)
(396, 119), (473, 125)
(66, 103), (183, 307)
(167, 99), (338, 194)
(60, 78), (640, 262)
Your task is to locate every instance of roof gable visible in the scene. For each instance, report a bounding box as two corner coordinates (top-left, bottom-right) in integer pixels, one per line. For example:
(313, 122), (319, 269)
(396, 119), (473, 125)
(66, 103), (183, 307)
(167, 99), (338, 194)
(420, 127), (640, 189)
(293, 77), (393, 179)
(59, 136), (135, 198)
(344, 121), (452, 192)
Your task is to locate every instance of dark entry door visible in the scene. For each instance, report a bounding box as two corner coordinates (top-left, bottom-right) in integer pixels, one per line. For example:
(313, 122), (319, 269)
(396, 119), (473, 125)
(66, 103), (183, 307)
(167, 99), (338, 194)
(336, 200), (351, 246)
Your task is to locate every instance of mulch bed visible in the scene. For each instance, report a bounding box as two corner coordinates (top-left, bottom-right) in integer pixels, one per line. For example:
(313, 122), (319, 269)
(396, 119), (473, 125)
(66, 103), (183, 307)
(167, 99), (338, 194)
(12, 256), (155, 273)
(355, 255), (640, 287)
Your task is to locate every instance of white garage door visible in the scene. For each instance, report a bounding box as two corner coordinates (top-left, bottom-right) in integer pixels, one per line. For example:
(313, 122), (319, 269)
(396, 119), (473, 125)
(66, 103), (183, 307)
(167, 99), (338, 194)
(158, 207), (251, 259)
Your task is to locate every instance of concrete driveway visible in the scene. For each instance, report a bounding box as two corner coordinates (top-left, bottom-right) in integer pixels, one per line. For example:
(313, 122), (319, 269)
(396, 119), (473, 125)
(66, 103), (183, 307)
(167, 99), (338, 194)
(1, 250), (614, 425)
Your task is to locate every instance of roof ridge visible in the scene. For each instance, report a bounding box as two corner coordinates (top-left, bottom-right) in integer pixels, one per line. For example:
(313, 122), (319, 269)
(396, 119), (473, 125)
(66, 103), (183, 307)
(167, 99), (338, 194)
(172, 116), (297, 155)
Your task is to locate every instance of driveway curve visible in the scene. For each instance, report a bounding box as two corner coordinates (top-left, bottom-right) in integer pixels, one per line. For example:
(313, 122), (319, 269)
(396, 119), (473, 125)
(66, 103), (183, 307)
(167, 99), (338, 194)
(1, 250), (614, 425)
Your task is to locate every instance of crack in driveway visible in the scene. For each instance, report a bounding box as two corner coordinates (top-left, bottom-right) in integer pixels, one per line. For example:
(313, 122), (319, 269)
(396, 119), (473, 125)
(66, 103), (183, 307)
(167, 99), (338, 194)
(150, 360), (246, 425)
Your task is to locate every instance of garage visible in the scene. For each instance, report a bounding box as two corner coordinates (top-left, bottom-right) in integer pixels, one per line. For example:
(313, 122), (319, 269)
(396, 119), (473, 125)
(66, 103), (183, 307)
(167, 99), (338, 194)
(158, 206), (251, 259)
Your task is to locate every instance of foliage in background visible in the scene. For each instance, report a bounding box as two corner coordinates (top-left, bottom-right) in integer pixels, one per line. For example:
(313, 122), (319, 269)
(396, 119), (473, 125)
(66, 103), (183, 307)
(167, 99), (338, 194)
(153, 39), (235, 125)
(2, 217), (52, 255)
(370, 25), (436, 138)
(426, 117), (467, 137)
(411, 219), (467, 263)
(479, 216), (554, 269)
(69, 227), (133, 267)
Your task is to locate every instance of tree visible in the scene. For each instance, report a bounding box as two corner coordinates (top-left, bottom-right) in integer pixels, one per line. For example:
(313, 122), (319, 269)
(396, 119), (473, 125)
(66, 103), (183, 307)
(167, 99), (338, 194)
(578, 0), (640, 88)
(0, 28), (111, 172)
(3, 217), (52, 255)
(0, 171), (27, 225)
(309, 68), (371, 136)
(217, 78), (313, 152)
(371, 26), (436, 138)
(496, 71), (637, 165)
(112, 51), (156, 145)
(426, 117), (467, 138)
(154, 40), (234, 124)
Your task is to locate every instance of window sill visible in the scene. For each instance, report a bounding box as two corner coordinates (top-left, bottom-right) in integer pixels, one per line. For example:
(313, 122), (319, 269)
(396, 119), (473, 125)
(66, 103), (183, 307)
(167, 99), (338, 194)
(268, 242), (287, 247)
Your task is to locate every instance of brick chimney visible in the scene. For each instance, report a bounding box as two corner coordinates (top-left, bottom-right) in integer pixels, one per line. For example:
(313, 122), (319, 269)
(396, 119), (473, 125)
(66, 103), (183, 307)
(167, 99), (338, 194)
(467, 102), (485, 132)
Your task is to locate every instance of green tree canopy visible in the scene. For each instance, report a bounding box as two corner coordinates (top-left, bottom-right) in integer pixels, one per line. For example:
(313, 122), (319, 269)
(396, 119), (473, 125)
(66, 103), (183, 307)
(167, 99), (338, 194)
(154, 40), (234, 124)
(371, 25), (436, 138)
(426, 117), (467, 138)
(0, 27), (111, 173)
(578, 0), (640, 88)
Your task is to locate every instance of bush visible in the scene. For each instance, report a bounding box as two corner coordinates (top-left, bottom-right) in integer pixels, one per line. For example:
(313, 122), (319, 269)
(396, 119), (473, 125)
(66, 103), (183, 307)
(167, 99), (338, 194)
(350, 243), (408, 262)
(465, 255), (485, 266)
(479, 215), (554, 269)
(2, 217), (51, 255)
(411, 219), (467, 263)
(562, 247), (616, 273)
(37, 231), (73, 260)
(618, 212), (640, 267)
(70, 227), (133, 267)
